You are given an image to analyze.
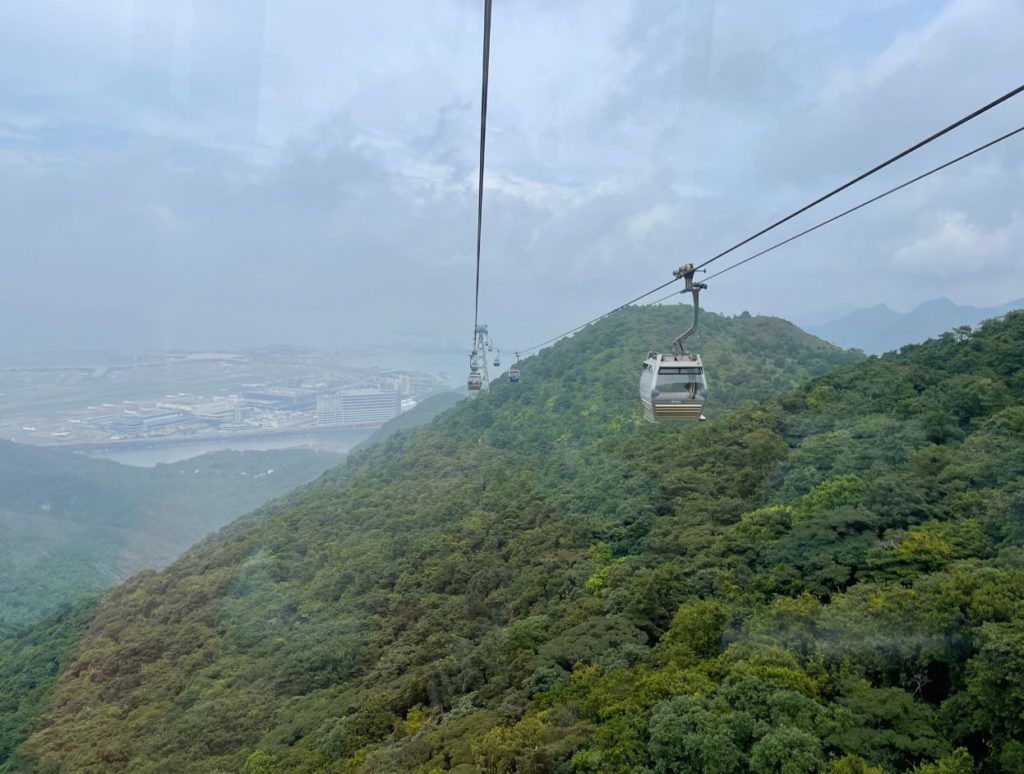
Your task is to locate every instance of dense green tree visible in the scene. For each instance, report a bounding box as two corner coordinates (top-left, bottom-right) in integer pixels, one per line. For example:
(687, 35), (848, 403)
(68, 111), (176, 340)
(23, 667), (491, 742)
(826, 682), (946, 770)
(0, 600), (97, 772)
(648, 696), (745, 774)
(749, 726), (825, 774)
(6, 309), (1024, 773)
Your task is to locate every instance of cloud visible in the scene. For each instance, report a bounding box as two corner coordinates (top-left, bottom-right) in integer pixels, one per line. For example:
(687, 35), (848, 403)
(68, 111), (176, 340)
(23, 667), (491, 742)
(891, 210), (1015, 272)
(0, 0), (1023, 352)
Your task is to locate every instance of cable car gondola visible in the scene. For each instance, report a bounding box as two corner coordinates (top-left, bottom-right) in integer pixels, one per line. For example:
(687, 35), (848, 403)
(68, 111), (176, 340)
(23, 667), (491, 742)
(508, 352), (521, 383)
(468, 350), (483, 391)
(640, 264), (707, 422)
(493, 350), (501, 368)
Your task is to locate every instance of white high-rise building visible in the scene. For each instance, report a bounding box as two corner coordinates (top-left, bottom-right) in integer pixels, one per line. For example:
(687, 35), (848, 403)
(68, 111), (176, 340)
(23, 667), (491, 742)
(316, 389), (401, 427)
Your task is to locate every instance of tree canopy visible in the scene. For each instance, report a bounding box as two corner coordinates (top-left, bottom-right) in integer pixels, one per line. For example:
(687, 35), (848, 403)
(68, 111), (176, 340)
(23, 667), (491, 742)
(7, 307), (1024, 773)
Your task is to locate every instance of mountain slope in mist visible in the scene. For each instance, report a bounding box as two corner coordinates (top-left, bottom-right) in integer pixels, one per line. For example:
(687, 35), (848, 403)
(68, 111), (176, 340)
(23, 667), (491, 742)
(0, 444), (341, 629)
(809, 296), (1024, 354)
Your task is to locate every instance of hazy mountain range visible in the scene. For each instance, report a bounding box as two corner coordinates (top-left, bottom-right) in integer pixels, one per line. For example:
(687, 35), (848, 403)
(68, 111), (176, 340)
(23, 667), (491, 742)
(0, 443), (341, 629)
(808, 296), (1024, 354)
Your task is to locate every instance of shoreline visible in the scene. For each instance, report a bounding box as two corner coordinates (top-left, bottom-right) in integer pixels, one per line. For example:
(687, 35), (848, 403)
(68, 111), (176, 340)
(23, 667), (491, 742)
(29, 425), (376, 454)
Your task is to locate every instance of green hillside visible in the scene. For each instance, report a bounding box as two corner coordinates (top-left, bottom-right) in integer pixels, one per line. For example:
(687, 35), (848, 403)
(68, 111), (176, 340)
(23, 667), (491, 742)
(14, 307), (1023, 772)
(0, 599), (98, 768)
(0, 445), (342, 630)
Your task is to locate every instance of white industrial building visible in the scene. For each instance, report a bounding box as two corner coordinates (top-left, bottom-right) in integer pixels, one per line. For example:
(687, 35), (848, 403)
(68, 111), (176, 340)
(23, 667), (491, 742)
(316, 388), (401, 427)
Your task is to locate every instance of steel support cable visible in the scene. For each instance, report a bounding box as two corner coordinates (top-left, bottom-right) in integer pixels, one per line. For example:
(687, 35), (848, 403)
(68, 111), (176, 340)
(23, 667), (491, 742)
(510, 87), (1024, 357)
(693, 82), (1024, 273)
(472, 0), (493, 338)
(642, 123), (1024, 305)
(517, 123), (1024, 352)
(513, 277), (680, 355)
(509, 87), (1024, 356)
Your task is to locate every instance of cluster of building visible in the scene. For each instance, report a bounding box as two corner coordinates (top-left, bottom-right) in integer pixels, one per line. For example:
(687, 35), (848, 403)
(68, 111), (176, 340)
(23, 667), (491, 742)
(55, 380), (417, 446)
(1, 348), (454, 449)
(87, 398), (281, 440)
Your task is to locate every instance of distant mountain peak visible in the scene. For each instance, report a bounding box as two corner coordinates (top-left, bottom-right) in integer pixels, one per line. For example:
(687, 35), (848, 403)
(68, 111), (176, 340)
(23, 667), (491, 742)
(914, 297), (958, 311)
(809, 296), (1024, 354)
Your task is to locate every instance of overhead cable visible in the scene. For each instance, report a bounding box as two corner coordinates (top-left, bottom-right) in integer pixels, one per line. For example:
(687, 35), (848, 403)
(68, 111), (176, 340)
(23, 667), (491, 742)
(516, 122), (1024, 352)
(514, 278), (680, 355)
(693, 81), (1024, 272)
(472, 0), (493, 335)
(699, 123), (1024, 285)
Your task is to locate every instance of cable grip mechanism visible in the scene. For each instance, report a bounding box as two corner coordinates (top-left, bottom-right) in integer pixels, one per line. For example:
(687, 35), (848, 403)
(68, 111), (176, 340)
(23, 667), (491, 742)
(672, 264), (707, 356)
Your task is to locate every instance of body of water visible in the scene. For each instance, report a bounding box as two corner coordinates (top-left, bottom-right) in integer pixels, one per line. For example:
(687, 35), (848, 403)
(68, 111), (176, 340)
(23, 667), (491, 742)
(87, 427), (373, 467)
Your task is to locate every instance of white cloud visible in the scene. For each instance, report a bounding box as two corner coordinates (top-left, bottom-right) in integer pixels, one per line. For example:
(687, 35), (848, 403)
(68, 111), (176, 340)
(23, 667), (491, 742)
(628, 203), (679, 240)
(891, 210), (1015, 272)
(0, 0), (1023, 350)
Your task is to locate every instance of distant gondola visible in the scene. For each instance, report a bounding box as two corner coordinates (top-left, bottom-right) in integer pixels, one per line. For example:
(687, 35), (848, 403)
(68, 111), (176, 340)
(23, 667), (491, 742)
(468, 349), (483, 392)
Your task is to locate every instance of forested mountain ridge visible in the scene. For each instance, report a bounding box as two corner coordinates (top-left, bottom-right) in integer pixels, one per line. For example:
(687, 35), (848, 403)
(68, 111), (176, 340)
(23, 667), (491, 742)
(0, 445), (342, 629)
(13, 309), (1024, 772)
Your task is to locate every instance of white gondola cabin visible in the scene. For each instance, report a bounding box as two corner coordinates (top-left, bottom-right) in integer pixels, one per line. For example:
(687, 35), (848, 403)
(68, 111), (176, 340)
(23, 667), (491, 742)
(639, 352), (707, 422)
(640, 263), (708, 423)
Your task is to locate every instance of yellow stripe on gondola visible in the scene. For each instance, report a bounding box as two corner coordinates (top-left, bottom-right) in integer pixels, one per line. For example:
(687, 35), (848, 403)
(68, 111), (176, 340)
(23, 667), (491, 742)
(641, 400), (703, 422)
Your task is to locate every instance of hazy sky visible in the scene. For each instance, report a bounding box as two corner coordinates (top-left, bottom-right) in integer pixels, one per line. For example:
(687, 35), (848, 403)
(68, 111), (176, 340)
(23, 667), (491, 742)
(1, 0), (1023, 352)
